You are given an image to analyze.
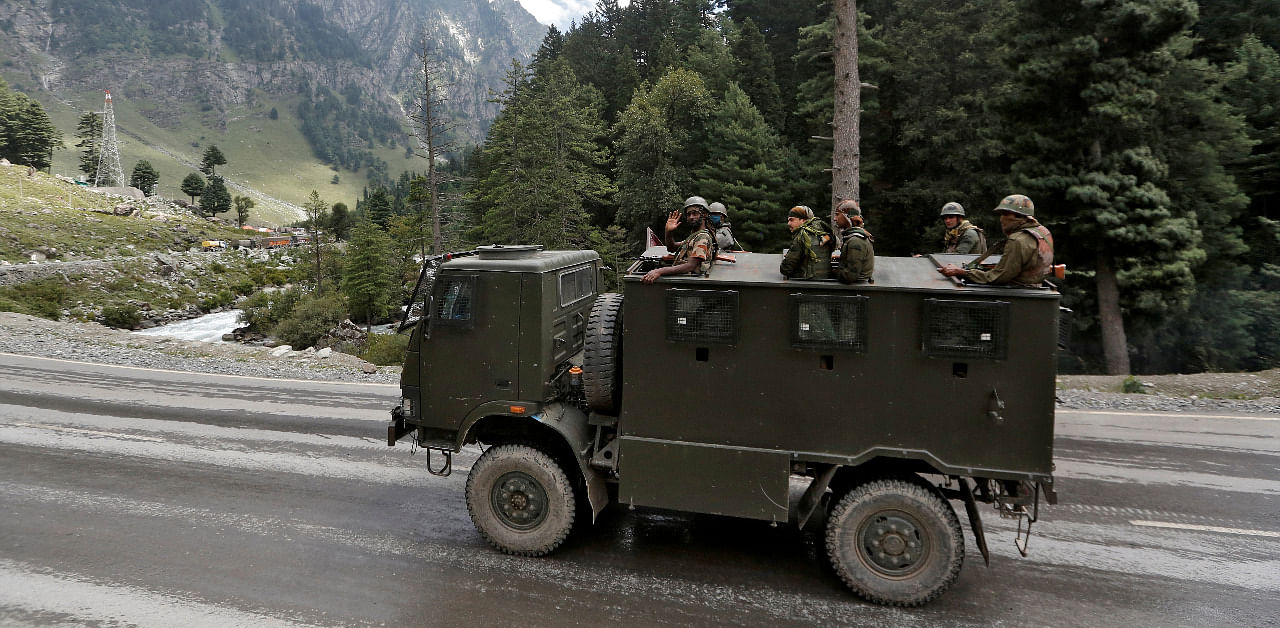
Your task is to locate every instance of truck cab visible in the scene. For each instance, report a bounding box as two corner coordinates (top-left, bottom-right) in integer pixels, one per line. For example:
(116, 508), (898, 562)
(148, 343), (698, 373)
(389, 244), (1064, 606)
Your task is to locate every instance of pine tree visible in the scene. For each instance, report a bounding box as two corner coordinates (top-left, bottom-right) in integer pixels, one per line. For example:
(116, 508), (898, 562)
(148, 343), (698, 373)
(200, 145), (227, 176)
(731, 18), (784, 130)
(76, 112), (102, 181)
(997, 0), (1205, 374)
(613, 68), (714, 241)
(363, 187), (393, 227)
(303, 190), (327, 292)
(328, 202), (354, 241)
(0, 80), (61, 171)
(691, 83), (789, 251)
(468, 59), (614, 249)
(180, 172), (206, 205)
(341, 220), (395, 331)
(130, 160), (159, 195)
(202, 176), (232, 217)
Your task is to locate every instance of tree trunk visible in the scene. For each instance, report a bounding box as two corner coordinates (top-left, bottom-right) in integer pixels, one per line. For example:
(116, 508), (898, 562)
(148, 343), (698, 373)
(1096, 254), (1130, 374)
(832, 0), (860, 210)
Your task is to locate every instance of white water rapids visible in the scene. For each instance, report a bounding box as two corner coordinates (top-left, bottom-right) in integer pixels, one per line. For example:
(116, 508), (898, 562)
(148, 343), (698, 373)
(133, 310), (243, 343)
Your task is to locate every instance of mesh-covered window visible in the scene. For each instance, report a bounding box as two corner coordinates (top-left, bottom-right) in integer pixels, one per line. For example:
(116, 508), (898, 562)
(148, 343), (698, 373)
(432, 275), (475, 328)
(790, 294), (869, 352)
(922, 299), (1009, 360)
(559, 265), (595, 307)
(665, 289), (738, 344)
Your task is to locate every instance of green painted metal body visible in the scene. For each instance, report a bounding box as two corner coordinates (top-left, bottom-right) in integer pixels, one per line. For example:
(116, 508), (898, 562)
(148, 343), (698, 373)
(614, 249), (1059, 521)
(399, 246), (1059, 526)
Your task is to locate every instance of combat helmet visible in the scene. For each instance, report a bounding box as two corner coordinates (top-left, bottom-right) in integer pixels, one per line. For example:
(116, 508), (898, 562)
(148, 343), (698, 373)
(707, 202), (728, 217)
(940, 202), (965, 217)
(993, 194), (1035, 217)
(836, 199), (861, 217)
(683, 196), (709, 210)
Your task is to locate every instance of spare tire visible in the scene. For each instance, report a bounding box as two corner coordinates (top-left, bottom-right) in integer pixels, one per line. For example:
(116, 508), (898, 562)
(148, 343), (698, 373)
(583, 293), (624, 414)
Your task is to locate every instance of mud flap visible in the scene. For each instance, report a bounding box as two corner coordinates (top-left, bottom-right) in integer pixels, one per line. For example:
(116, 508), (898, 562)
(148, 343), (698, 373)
(959, 477), (990, 566)
(795, 464), (838, 530)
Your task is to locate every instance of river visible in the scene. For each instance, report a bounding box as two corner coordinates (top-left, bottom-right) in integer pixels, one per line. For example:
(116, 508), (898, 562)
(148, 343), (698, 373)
(133, 310), (243, 343)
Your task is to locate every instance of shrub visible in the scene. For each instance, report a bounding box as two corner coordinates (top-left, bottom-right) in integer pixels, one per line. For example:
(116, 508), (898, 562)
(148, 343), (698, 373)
(210, 261), (227, 273)
(101, 303), (142, 329)
(1121, 375), (1144, 394)
(272, 292), (347, 349)
(361, 332), (409, 366)
(0, 277), (68, 319)
(201, 289), (235, 310)
(239, 287), (303, 332)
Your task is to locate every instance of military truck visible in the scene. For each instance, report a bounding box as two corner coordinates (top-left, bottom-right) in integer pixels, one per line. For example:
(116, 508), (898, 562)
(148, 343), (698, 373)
(388, 244), (1064, 606)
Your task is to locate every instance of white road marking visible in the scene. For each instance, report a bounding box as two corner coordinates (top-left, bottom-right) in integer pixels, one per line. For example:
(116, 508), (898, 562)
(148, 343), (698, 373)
(0, 560), (317, 627)
(14, 422), (165, 442)
(1062, 409), (1280, 421)
(0, 350), (397, 387)
(1130, 520), (1280, 538)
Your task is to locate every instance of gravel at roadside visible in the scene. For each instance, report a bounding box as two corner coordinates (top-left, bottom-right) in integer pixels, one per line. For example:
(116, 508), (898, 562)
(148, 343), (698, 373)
(2, 311), (1277, 415)
(0, 312), (399, 385)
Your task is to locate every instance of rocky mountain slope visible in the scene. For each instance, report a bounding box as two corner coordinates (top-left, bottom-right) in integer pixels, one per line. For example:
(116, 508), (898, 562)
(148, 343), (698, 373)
(0, 0), (546, 219)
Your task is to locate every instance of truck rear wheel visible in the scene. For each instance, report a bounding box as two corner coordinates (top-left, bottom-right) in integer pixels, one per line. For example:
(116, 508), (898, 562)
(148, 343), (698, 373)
(465, 444), (576, 556)
(583, 293), (624, 414)
(825, 478), (964, 606)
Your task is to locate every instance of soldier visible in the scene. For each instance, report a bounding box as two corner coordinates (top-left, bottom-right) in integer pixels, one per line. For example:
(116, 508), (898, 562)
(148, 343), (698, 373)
(707, 202), (742, 251)
(833, 199), (874, 283)
(939, 194), (1053, 286)
(938, 202), (987, 254)
(643, 196), (717, 283)
(780, 205), (833, 279)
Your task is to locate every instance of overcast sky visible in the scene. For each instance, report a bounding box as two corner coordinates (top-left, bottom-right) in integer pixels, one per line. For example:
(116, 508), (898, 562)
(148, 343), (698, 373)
(516, 0), (608, 30)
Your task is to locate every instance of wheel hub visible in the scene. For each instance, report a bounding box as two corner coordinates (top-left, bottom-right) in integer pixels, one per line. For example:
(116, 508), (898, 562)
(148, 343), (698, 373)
(492, 471), (548, 530)
(859, 511), (928, 576)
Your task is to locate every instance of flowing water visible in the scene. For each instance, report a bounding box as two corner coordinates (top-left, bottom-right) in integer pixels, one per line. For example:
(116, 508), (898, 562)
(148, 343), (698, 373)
(133, 310), (243, 343)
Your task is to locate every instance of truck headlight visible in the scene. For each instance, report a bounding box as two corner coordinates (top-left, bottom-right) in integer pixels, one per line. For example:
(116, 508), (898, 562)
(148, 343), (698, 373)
(401, 397), (414, 418)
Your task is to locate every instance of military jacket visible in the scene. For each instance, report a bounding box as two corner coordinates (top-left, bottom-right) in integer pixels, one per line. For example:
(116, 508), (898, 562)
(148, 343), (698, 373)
(837, 227), (875, 283)
(780, 218), (832, 279)
(675, 227), (716, 276)
(966, 218), (1053, 286)
(943, 221), (986, 255)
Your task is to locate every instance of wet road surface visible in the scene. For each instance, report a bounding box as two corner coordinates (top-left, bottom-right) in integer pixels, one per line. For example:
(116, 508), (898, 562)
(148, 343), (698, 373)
(0, 352), (1276, 626)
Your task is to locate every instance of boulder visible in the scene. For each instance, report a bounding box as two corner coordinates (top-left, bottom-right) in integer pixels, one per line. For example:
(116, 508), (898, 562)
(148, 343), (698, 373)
(316, 347), (332, 358)
(269, 345), (293, 357)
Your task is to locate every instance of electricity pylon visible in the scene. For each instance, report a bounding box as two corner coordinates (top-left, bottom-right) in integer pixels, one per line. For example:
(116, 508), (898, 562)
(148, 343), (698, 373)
(93, 90), (124, 187)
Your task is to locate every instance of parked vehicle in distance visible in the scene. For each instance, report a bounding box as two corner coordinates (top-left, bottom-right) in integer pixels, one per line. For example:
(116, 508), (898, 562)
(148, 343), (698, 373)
(388, 244), (1065, 606)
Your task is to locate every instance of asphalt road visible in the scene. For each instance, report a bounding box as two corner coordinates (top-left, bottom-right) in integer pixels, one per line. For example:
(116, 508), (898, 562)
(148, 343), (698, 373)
(0, 352), (1276, 627)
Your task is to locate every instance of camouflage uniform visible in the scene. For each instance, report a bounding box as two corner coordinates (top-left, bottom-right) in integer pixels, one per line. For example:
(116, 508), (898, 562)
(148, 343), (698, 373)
(674, 227), (716, 275)
(966, 217), (1053, 286)
(780, 217), (832, 279)
(837, 226), (875, 283)
(943, 220), (986, 255)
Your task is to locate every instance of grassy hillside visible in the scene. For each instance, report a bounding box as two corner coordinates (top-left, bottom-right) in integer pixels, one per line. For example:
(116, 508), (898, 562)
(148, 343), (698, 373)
(24, 83), (426, 228)
(0, 162), (300, 324)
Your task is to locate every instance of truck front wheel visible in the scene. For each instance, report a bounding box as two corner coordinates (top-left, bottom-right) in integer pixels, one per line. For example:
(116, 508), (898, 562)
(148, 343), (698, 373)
(825, 478), (964, 606)
(465, 444), (576, 556)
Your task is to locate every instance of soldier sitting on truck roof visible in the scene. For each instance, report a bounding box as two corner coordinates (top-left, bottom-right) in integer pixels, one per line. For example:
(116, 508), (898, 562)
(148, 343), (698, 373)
(780, 205), (833, 280)
(707, 202), (744, 251)
(833, 199), (874, 283)
(643, 196), (717, 284)
(939, 194), (1053, 286)
(938, 202), (987, 255)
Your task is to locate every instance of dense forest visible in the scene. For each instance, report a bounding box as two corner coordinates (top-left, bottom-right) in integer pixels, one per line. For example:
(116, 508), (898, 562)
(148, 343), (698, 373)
(438, 0), (1278, 376)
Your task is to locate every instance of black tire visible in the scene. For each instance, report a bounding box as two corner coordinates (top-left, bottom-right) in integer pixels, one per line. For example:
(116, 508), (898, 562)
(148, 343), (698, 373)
(825, 478), (964, 606)
(582, 293), (624, 414)
(465, 444), (576, 556)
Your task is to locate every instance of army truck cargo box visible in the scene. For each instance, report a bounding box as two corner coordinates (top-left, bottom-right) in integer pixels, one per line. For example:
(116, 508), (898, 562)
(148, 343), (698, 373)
(389, 244), (1064, 606)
